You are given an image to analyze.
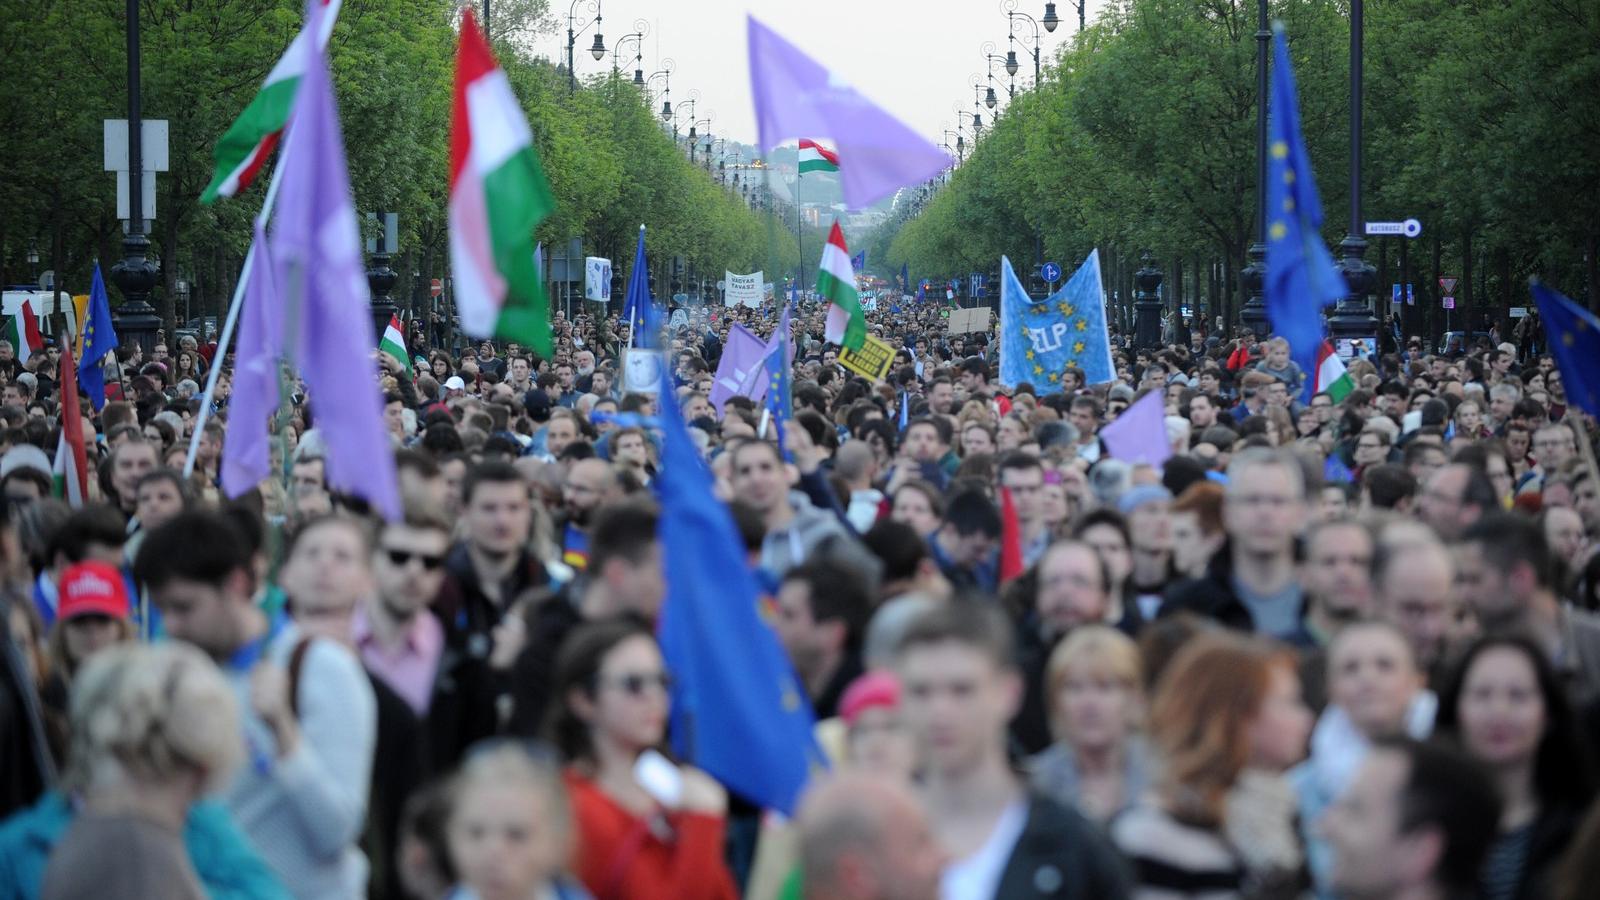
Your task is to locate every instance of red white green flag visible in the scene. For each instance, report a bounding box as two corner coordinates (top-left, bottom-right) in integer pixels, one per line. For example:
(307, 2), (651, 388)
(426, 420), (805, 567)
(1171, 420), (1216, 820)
(52, 338), (88, 506)
(819, 221), (866, 350)
(797, 139), (839, 174)
(379, 314), (407, 368)
(450, 8), (557, 355)
(199, 0), (343, 203)
(3, 304), (44, 364)
(1314, 340), (1353, 402)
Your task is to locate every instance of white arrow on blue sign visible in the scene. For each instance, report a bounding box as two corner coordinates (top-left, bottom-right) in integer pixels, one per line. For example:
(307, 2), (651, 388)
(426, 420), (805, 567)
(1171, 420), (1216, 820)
(1041, 262), (1062, 283)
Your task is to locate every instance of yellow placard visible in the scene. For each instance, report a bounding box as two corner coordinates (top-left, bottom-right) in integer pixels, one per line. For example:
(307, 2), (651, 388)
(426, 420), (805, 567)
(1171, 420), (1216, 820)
(838, 334), (896, 381)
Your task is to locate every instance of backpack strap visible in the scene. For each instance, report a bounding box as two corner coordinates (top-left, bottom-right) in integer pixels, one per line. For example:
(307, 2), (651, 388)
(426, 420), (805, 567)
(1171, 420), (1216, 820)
(286, 635), (315, 720)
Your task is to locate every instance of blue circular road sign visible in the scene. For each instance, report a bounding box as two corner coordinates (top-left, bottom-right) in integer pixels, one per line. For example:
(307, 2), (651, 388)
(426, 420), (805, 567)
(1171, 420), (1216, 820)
(1041, 261), (1062, 283)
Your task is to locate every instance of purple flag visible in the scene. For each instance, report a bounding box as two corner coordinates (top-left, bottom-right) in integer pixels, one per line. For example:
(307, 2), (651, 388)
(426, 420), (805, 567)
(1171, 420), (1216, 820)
(710, 323), (771, 415)
(748, 17), (951, 209)
(269, 2), (400, 520)
(1099, 390), (1172, 468)
(220, 225), (281, 498)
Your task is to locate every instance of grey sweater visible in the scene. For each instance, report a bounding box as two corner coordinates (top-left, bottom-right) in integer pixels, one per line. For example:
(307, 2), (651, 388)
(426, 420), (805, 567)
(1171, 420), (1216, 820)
(224, 623), (376, 900)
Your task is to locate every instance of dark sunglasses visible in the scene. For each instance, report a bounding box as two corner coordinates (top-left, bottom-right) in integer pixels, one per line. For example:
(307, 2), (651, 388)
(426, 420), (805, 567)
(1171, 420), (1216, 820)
(383, 547), (446, 570)
(600, 671), (673, 697)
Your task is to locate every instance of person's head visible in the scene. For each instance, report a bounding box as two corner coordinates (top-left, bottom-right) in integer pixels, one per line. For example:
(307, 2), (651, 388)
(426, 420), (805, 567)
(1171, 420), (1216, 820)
(1223, 448), (1307, 558)
(447, 741), (575, 900)
(796, 774), (945, 900)
(1046, 625), (1143, 752)
(1119, 484), (1174, 555)
(550, 618), (668, 764)
(1068, 395), (1101, 437)
(893, 600), (1020, 777)
(1263, 336), (1290, 370)
(373, 505), (452, 623)
(563, 458), (619, 526)
(462, 462), (532, 559)
(1034, 540), (1111, 636)
(1072, 509), (1133, 593)
(1436, 634), (1592, 809)
(290, 455), (332, 517)
(1328, 621), (1423, 739)
(1534, 422), (1577, 471)
(62, 642), (242, 800)
(1416, 463), (1497, 542)
(777, 559), (872, 685)
(585, 503), (665, 620)
(935, 490), (999, 568)
(133, 468), (188, 530)
(1453, 512), (1557, 630)
(612, 427), (650, 469)
(50, 560), (134, 675)
(889, 480), (943, 537)
(1541, 504), (1588, 573)
(1185, 393), (1218, 429)
(995, 451), (1044, 524)
(110, 437), (159, 510)
(1489, 383), (1521, 424)
(730, 438), (789, 515)
(1320, 738), (1503, 900)
(1372, 536), (1454, 673)
(281, 515), (374, 640)
(133, 511), (257, 658)
(1303, 519), (1375, 625)
(1353, 426), (1391, 468)
(1169, 481), (1225, 578)
(1148, 632), (1310, 824)
(902, 417), (948, 463)
(925, 379), (954, 415)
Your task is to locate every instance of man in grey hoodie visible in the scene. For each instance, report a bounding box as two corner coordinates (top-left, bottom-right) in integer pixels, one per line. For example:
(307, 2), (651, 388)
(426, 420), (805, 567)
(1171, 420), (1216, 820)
(730, 438), (860, 576)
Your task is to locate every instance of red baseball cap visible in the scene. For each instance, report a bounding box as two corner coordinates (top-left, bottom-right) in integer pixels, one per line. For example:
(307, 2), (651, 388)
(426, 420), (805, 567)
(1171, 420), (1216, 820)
(58, 561), (131, 622)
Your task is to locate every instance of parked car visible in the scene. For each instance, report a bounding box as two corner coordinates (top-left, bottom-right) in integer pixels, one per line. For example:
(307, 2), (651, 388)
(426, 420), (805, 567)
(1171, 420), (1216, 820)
(175, 316), (219, 344)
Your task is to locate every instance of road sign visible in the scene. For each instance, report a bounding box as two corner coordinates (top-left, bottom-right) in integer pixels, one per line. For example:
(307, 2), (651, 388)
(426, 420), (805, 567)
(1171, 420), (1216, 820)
(1392, 284), (1402, 304)
(1440, 276), (1458, 294)
(1365, 218), (1422, 238)
(1510, 307), (1529, 319)
(1406, 283), (1415, 305)
(1041, 261), (1062, 283)
(430, 278), (443, 297)
(1443, 295), (1455, 309)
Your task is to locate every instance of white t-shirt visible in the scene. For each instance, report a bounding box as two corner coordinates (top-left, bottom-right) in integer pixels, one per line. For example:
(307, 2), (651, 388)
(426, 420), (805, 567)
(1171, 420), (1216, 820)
(941, 799), (1028, 900)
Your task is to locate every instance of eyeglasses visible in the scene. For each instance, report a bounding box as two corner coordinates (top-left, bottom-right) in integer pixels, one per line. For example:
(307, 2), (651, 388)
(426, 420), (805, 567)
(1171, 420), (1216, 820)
(598, 671), (673, 697)
(383, 547), (446, 570)
(1357, 441), (1383, 451)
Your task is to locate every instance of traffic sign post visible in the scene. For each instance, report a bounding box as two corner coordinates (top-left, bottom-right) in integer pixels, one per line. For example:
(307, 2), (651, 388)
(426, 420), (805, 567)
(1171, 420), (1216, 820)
(1364, 218), (1422, 238)
(1040, 261), (1062, 285)
(1440, 277), (1458, 294)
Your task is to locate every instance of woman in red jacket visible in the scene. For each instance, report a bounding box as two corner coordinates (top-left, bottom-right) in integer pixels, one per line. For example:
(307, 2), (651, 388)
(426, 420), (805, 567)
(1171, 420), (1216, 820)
(548, 618), (737, 900)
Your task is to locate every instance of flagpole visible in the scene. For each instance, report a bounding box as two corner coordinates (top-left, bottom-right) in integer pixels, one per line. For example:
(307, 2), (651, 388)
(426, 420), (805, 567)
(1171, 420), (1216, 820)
(795, 166), (803, 303)
(183, 142), (290, 477)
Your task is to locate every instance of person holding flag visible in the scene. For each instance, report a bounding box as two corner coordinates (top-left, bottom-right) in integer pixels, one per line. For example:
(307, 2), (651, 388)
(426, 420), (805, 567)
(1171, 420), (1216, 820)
(77, 262), (119, 412)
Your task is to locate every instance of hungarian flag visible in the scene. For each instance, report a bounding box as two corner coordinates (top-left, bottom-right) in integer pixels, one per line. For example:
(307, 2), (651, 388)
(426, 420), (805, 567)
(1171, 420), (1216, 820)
(52, 338), (88, 507)
(379, 313), (407, 368)
(819, 222), (866, 350)
(200, 0), (343, 202)
(797, 138), (838, 173)
(3, 304), (43, 364)
(1314, 340), (1353, 402)
(998, 487), (1024, 584)
(450, 8), (557, 354)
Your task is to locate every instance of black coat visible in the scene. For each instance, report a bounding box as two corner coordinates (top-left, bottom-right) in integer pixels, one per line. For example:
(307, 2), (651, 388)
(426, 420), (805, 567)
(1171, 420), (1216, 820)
(994, 794), (1132, 899)
(1161, 542), (1315, 649)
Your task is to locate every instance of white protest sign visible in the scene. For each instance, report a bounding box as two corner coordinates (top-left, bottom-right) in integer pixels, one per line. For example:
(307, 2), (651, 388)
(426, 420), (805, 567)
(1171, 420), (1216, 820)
(584, 257), (612, 303)
(725, 270), (764, 308)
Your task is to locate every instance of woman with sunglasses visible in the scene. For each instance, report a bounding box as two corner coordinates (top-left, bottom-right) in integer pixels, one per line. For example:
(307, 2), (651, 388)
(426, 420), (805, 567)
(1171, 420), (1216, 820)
(549, 618), (736, 900)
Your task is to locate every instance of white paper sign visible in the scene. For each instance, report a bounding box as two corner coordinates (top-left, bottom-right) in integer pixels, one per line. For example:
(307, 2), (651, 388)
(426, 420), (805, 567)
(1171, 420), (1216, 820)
(725, 270), (764, 309)
(584, 257), (612, 303)
(623, 349), (666, 394)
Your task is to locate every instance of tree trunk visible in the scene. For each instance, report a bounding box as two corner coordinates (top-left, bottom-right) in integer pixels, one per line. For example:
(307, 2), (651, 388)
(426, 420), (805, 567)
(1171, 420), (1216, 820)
(1431, 231), (1444, 342)
(1461, 228), (1475, 339)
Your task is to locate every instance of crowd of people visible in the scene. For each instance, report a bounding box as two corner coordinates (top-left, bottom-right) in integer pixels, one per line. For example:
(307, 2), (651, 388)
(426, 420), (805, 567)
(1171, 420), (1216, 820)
(2, 294), (1600, 900)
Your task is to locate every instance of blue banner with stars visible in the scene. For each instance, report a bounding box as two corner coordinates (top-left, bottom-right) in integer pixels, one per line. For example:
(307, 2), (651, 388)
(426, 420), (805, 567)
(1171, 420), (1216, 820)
(999, 251), (1114, 392)
(1531, 280), (1600, 420)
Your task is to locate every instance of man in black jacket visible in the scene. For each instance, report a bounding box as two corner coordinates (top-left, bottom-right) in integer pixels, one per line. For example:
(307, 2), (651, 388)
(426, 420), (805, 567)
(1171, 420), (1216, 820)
(895, 600), (1129, 899)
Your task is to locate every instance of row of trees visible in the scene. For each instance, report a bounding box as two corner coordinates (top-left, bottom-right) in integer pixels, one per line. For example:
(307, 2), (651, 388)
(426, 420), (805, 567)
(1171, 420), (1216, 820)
(875, 0), (1600, 337)
(0, 0), (800, 341)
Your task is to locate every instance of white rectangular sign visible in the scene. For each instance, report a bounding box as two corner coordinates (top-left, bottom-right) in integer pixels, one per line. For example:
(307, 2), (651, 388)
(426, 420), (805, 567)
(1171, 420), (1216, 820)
(724, 270), (763, 309)
(584, 257), (612, 303)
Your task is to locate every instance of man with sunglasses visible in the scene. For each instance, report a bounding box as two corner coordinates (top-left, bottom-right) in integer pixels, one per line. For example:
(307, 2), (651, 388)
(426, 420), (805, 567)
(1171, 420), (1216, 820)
(357, 505), (451, 718)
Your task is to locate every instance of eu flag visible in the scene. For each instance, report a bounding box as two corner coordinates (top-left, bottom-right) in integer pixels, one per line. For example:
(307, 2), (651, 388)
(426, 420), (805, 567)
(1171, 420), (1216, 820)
(851, 250), (866, 273)
(622, 225), (654, 348)
(79, 261), (119, 411)
(762, 303), (793, 461)
(654, 329), (820, 815)
(917, 279), (927, 303)
(899, 262), (909, 291)
(999, 252), (1114, 390)
(1265, 23), (1346, 401)
(1531, 280), (1600, 419)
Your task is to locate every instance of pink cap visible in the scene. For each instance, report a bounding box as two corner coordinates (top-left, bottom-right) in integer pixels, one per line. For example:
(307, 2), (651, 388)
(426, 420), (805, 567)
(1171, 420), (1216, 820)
(838, 671), (901, 725)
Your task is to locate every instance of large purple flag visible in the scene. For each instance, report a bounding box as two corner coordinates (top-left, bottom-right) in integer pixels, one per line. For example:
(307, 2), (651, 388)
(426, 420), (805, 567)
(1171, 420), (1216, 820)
(1099, 390), (1172, 468)
(220, 224), (281, 498)
(269, 2), (400, 519)
(709, 323), (770, 415)
(748, 17), (950, 209)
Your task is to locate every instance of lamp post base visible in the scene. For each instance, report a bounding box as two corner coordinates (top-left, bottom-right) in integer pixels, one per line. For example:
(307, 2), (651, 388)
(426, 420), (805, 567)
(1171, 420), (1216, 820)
(1328, 233), (1379, 352)
(1239, 241), (1268, 339)
(110, 230), (162, 355)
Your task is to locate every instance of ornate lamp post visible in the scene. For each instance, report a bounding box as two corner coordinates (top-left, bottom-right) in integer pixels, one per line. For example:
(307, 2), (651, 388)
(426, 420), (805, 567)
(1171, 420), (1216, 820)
(1237, 0), (1270, 339)
(981, 41), (1011, 105)
(1328, 0), (1380, 343)
(610, 20), (648, 83)
(565, 0), (605, 94)
(110, 0), (161, 354)
(1003, 0), (1043, 86)
(1134, 252), (1165, 349)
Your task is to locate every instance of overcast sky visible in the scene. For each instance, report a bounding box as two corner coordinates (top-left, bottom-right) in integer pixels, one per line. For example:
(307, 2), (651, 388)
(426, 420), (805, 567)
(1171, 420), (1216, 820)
(553, 0), (1109, 151)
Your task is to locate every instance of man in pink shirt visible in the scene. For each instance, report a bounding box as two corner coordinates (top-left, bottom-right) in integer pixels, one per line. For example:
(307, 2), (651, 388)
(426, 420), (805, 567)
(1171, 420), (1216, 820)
(354, 506), (451, 715)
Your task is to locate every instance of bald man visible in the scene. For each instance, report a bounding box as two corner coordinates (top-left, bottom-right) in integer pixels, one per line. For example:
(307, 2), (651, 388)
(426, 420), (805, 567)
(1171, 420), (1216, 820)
(798, 774), (944, 900)
(562, 458), (621, 571)
(1373, 536), (1458, 688)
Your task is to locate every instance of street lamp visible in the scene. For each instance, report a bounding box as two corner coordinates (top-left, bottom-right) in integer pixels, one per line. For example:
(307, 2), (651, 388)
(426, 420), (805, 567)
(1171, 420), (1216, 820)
(1002, 0), (1043, 86)
(1042, 2), (1059, 32)
(1238, 0), (1270, 339)
(1134, 251), (1165, 349)
(565, 0), (603, 94)
(690, 116), (712, 163)
(1329, 0), (1379, 341)
(981, 41), (1012, 102)
(611, 20), (647, 77)
(109, 0), (161, 354)
(26, 243), (39, 283)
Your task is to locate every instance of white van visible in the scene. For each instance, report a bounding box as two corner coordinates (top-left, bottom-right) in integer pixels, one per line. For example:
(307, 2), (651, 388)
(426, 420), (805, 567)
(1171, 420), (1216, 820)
(0, 290), (79, 342)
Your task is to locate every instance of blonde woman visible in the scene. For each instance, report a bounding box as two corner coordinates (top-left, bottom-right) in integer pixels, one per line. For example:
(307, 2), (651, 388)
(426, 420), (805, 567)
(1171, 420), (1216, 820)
(446, 741), (591, 900)
(40, 643), (244, 900)
(1029, 626), (1154, 825)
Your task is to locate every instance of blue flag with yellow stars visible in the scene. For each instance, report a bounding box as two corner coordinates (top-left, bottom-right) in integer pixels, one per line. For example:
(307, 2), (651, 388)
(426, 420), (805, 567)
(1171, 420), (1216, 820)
(999, 251), (1113, 392)
(1531, 280), (1600, 419)
(79, 261), (120, 411)
(1265, 23), (1346, 401)
(761, 302), (793, 460)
